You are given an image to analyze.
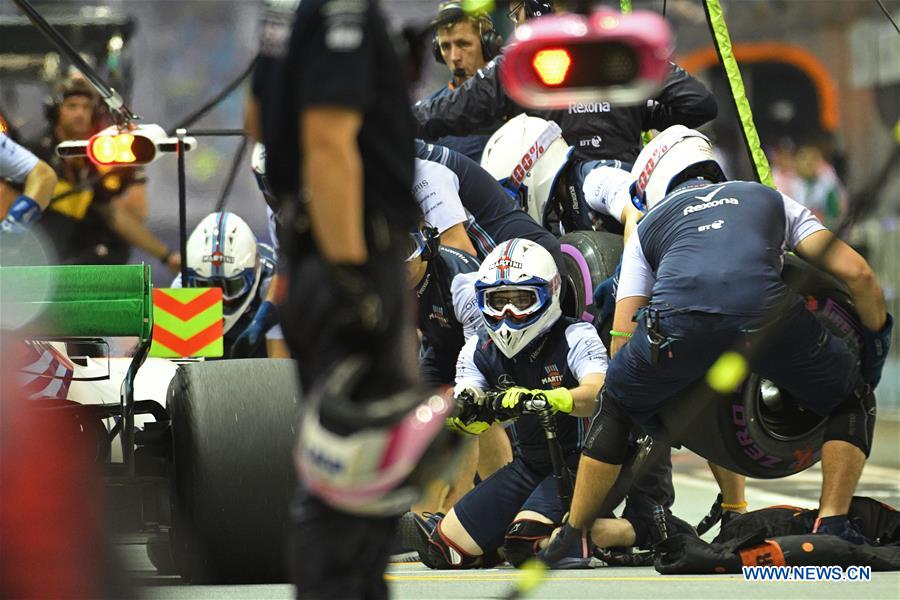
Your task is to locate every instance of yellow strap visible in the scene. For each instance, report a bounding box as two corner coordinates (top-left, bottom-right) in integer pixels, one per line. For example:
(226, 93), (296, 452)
(703, 0), (774, 188)
(721, 501), (748, 511)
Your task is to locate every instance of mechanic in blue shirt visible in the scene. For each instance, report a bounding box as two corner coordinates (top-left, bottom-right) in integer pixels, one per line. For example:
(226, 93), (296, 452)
(423, 2), (504, 163)
(543, 126), (893, 560)
(0, 132), (56, 236)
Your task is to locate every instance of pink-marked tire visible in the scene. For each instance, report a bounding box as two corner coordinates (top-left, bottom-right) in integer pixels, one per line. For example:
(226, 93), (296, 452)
(658, 255), (864, 479)
(558, 230), (624, 345)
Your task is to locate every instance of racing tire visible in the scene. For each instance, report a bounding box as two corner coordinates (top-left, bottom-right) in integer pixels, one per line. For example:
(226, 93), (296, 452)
(558, 230), (624, 343)
(658, 254), (864, 479)
(167, 358), (300, 583)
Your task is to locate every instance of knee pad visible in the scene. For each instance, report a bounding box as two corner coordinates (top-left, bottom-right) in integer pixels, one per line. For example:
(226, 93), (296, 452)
(420, 521), (484, 570)
(582, 387), (632, 464)
(503, 519), (556, 568)
(823, 383), (876, 457)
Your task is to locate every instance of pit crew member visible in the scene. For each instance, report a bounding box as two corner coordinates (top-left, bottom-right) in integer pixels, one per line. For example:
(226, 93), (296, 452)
(543, 126), (892, 563)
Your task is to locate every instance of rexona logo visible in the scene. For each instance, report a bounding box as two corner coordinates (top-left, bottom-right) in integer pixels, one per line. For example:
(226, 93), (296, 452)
(697, 219), (725, 232)
(683, 198), (739, 215)
(568, 102), (611, 114)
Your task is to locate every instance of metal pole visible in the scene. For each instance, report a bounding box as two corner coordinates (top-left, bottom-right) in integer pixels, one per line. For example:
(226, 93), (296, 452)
(177, 128), (188, 285)
(12, 0), (137, 125)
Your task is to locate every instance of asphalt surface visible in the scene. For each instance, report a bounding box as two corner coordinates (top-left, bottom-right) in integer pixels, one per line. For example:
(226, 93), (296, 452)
(126, 419), (900, 600)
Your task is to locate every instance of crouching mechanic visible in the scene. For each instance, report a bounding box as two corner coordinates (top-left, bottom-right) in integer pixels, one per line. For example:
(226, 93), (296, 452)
(543, 126), (892, 563)
(406, 227), (512, 515)
(409, 239), (606, 569)
(174, 211), (286, 358)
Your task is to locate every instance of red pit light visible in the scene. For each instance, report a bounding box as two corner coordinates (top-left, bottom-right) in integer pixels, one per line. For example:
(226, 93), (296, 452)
(532, 48), (572, 86)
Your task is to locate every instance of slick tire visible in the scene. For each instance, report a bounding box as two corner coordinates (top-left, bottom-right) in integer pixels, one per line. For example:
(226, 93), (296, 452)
(558, 230), (624, 343)
(167, 359), (300, 583)
(658, 255), (864, 479)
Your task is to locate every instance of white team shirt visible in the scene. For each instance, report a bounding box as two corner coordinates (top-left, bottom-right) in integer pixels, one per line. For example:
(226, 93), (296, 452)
(454, 321), (608, 392)
(0, 132), (39, 184)
(413, 157), (473, 234)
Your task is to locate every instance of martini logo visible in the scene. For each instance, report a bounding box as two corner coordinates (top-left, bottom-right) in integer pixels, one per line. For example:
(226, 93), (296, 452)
(203, 252), (234, 266)
(491, 257), (523, 271)
(428, 305), (451, 328)
(541, 363), (563, 387)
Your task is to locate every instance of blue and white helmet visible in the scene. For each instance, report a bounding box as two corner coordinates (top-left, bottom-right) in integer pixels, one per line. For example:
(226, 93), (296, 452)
(185, 211), (261, 334)
(475, 239), (561, 358)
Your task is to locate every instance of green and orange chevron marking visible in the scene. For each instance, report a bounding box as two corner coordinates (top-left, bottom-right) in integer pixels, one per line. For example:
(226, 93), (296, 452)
(150, 288), (224, 358)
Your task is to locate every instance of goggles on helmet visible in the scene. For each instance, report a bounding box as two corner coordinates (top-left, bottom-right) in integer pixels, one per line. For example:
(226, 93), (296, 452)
(477, 281), (551, 328)
(186, 268), (255, 303)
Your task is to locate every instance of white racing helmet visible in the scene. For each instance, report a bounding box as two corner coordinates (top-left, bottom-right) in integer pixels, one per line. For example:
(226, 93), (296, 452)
(296, 357), (464, 516)
(185, 211), (261, 334)
(630, 125), (726, 211)
(480, 114), (572, 227)
(475, 239), (562, 358)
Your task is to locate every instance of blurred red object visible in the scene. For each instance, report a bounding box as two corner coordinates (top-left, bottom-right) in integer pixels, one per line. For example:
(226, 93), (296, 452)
(0, 339), (107, 598)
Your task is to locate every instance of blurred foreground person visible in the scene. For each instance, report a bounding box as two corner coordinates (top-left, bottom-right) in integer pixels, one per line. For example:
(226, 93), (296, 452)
(251, 0), (458, 597)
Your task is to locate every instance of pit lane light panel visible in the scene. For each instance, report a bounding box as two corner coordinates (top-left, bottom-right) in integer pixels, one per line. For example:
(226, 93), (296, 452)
(501, 9), (673, 110)
(55, 124), (197, 166)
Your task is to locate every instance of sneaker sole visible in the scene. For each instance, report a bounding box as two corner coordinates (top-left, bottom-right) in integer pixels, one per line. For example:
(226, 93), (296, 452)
(398, 512), (433, 557)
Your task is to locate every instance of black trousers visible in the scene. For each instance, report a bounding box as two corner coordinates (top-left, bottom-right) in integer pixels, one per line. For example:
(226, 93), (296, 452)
(280, 236), (416, 599)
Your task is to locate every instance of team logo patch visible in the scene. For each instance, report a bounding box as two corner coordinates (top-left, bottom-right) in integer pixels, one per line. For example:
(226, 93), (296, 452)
(203, 251), (233, 265)
(428, 305), (451, 328)
(491, 257), (523, 271)
(541, 363), (563, 387)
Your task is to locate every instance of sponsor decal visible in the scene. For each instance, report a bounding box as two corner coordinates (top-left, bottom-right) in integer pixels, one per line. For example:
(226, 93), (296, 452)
(568, 101), (611, 113)
(428, 305), (451, 328)
(203, 251), (233, 266)
(491, 257), (523, 271)
(634, 143), (669, 196)
(683, 198), (739, 215)
(541, 363), (563, 387)
(697, 219), (725, 232)
(508, 122), (563, 187)
(578, 135), (603, 148)
(732, 404), (781, 467)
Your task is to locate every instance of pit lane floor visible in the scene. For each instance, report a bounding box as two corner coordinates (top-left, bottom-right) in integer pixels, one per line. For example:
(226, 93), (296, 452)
(129, 419), (900, 600)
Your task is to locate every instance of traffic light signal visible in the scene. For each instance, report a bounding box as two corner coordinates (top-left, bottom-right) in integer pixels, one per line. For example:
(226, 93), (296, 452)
(56, 124), (196, 166)
(501, 9), (673, 110)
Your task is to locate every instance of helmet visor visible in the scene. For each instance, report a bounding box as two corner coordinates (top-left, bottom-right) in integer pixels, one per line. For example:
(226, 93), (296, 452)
(481, 286), (543, 324)
(186, 270), (253, 302)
